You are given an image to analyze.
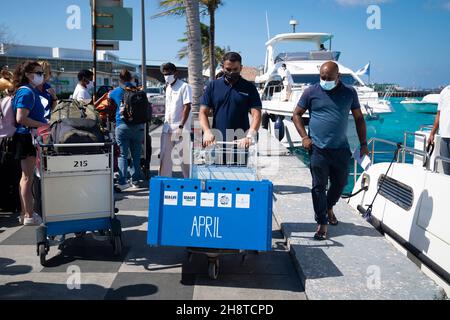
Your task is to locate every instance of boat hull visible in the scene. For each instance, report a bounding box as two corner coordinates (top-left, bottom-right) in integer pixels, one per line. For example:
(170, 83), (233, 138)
(401, 102), (438, 114)
(348, 162), (450, 284)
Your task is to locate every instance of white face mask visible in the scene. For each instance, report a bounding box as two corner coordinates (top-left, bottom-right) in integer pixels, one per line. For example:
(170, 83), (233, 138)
(164, 75), (175, 84)
(86, 81), (94, 90)
(320, 79), (337, 91)
(32, 74), (44, 86)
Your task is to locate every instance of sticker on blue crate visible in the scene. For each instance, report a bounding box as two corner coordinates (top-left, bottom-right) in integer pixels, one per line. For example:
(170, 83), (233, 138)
(218, 193), (232, 208)
(200, 193), (215, 207)
(236, 194), (251, 209)
(182, 192), (197, 207)
(163, 191), (178, 206)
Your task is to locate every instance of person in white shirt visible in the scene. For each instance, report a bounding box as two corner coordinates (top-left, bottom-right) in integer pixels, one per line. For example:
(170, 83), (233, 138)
(72, 69), (94, 104)
(160, 63), (192, 178)
(428, 85), (450, 175)
(279, 64), (294, 102)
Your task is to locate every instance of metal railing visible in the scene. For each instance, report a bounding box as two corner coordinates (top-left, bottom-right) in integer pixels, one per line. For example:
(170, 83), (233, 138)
(434, 156), (450, 174)
(351, 137), (429, 185)
(419, 125), (434, 131)
(403, 131), (427, 163)
(262, 84), (284, 101)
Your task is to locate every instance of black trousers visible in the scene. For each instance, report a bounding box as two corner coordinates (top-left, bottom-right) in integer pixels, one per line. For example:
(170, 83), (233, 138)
(309, 145), (352, 225)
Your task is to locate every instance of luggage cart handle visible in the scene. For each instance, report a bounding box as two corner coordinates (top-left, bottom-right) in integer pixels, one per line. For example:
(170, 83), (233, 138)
(36, 136), (115, 148)
(52, 142), (115, 148)
(207, 140), (255, 147)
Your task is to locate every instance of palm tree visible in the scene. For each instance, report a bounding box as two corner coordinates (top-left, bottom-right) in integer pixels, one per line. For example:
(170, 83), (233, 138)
(154, 0), (223, 81)
(183, 0), (203, 115)
(177, 22), (229, 71)
(201, 0), (223, 81)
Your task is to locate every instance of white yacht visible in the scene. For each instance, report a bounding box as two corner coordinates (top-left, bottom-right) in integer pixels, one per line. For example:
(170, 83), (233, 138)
(348, 128), (450, 294)
(401, 94), (440, 114)
(256, 33), (393, 148)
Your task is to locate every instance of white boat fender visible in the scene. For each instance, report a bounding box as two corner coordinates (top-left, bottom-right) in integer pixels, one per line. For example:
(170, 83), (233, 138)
(356, 143), (402, 221)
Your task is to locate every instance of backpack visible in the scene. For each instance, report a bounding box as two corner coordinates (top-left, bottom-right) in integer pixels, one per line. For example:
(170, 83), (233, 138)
(94, 91), (117, 126)
(122, 86), (152, 125)
(0, 96), (15, 139)
(1, 86), (36, 138)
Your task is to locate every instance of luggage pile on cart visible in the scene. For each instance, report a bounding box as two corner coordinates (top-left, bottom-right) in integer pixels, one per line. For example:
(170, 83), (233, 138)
(148, 141), (273, 279)
(34, 99), (122, 266)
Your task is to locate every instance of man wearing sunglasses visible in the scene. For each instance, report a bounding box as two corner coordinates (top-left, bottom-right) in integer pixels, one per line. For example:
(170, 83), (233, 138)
(293, 61), (369, 241)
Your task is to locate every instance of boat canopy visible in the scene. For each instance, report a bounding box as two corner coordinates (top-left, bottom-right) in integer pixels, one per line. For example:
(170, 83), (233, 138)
(265, 33), (334, 47)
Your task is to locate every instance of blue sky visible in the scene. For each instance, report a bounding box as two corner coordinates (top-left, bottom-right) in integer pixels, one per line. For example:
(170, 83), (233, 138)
(1, 0), (449, 88)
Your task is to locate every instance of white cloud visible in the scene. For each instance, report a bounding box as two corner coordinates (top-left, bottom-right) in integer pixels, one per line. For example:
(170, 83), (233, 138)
(335, 0), (390, 5)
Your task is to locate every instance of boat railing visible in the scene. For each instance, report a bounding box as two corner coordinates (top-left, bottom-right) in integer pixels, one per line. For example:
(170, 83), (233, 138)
(262, 84), (284, 101)
(381, 86), (395, 100)
(351, 137), (429, 185)
(433, 156), (450, 174)
(403, 132), (427, 163)
(419, 125), (434, 131)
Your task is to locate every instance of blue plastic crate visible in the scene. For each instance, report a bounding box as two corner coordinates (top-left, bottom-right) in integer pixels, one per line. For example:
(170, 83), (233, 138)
(147, 177), (273, 251)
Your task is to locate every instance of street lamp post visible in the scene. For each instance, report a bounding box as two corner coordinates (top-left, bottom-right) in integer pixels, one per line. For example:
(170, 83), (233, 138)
(141, 0), (147, 91)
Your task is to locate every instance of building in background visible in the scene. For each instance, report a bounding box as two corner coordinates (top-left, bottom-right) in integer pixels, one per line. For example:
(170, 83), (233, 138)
(0, 43), (166, 95)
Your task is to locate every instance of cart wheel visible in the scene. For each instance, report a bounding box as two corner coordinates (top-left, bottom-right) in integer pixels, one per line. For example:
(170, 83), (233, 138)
(208, 259), (219, 280)
(39, 243), (47, 266)
(112, 235), (122, 256)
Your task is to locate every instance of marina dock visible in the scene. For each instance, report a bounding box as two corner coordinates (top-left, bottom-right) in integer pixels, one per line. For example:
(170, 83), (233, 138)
(258, 128), (447, 300)
(0, 125), (447, 300)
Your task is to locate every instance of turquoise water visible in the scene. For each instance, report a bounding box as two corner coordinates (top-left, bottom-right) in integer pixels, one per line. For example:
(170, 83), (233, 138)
(290, 97), (437, 194)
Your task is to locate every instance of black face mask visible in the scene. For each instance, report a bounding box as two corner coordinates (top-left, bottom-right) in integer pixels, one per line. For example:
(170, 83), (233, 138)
(224, 71), (240, 83)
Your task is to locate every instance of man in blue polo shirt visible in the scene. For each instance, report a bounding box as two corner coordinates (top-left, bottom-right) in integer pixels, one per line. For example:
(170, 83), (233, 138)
(199, 52), (262, 150)
(293, 61), (369, 241)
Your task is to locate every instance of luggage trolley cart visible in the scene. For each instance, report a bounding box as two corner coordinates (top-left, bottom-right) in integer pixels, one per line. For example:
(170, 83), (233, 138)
(35, 139), (122, 266)
(148, 141), (273, 280)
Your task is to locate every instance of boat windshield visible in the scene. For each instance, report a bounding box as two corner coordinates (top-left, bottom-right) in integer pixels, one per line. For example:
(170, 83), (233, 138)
(275, 51), (341, 63)
(291, 74), (363, 87)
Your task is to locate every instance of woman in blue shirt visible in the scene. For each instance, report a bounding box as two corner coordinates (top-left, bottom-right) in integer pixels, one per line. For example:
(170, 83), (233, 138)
(12, 61), (48, 226)
(37, 61), (58, 120)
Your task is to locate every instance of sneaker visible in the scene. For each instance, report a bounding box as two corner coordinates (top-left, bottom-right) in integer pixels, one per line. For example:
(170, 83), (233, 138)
(130, 180), (144, 189)
(32, 213), (43, 224)
(23, 214), (42, 226)
(116, 183), (131, 192)
(18, 215), (24, 225)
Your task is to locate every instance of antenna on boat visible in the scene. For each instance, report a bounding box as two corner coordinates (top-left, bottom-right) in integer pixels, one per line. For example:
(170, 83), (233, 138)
(265, 11), (271, 40)
(289, 16), (298, 33)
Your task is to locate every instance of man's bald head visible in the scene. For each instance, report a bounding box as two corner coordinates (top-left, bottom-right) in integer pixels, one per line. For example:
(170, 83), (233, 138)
(320, 61), (339, 81)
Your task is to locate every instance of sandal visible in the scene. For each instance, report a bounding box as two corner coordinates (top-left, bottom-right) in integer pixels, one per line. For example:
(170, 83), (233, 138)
(314, 231), (327, 241)
(328, 216), (339, 226)
(327, 211), (339, 226)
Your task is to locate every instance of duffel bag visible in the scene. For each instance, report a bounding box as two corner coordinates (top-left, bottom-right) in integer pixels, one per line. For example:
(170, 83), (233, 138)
(51, 118), (105, 154)
(50, 99), (99, 124)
